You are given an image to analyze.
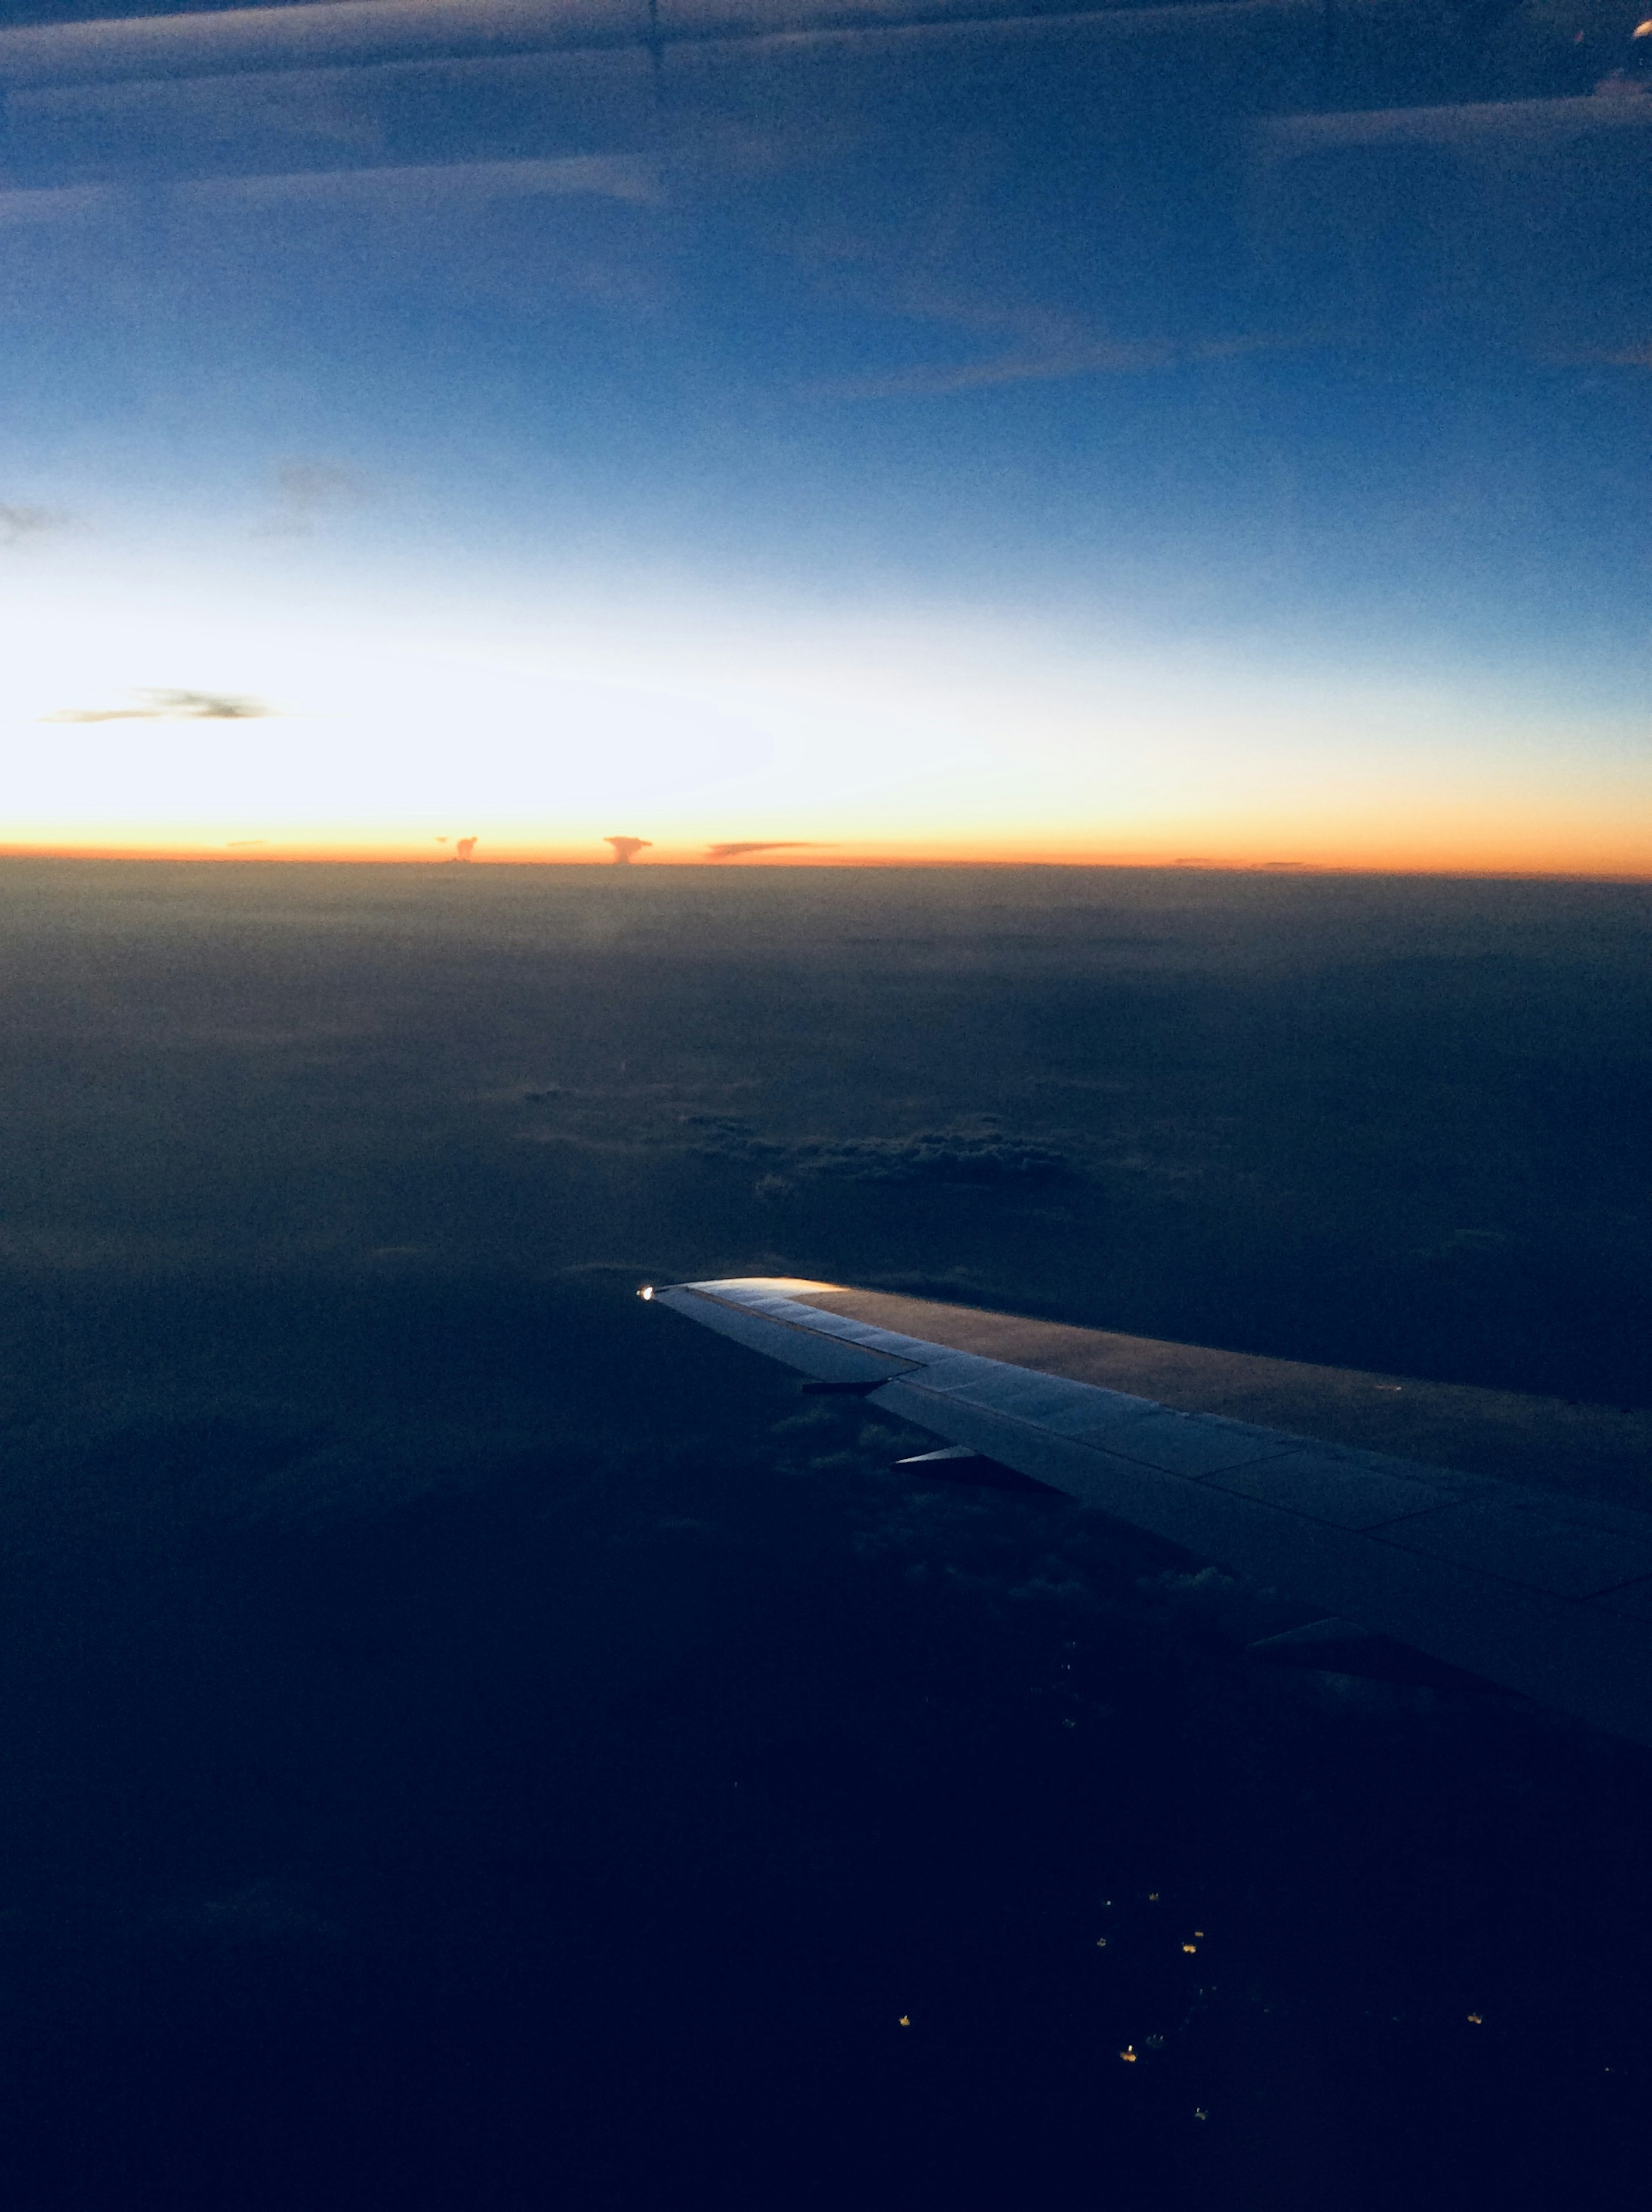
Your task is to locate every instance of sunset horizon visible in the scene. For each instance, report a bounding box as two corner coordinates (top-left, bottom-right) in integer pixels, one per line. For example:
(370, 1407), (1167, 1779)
(6, 842), (1651, 878)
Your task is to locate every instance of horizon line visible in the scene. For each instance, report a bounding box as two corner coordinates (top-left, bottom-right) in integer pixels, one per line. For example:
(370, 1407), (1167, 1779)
(2, 848), (1649, 884)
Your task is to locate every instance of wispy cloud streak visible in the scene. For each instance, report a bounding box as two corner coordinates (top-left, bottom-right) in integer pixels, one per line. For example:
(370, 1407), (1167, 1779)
(705, 841), (825, 860)
(44, 688), (271, 723)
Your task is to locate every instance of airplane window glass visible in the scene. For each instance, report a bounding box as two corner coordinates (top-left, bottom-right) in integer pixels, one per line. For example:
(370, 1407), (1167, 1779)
(3, 3), (1652, 2207)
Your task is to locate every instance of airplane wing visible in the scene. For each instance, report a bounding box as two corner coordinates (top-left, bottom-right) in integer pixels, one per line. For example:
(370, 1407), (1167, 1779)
(646, 1276), (1652, 1748)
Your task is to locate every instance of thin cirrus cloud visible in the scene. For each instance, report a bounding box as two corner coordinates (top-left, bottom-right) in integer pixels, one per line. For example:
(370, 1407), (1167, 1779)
(806, 330), (1309, 400)
(43, 688), (272, 723)
(795, 271), (1317, 400)
(704, 842), (825, 860)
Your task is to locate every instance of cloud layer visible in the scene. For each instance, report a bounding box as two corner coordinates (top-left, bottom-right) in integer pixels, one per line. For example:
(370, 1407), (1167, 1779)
(691, 1120), (1077, 1189)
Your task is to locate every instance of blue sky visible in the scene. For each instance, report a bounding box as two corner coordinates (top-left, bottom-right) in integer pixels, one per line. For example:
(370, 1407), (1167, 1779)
(1, 0), (1649, 863)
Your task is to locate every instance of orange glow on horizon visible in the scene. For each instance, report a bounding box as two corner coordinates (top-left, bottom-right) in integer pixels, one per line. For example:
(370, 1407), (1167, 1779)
(3, 833), (1647, 879)
(5, 566), (1646, 885)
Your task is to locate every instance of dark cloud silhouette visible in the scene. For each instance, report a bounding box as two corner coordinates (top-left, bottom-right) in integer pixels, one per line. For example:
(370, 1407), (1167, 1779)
(258, 459), (372, 537)
(605, 836), (651, 864)
(43, 688), (272, 724)
(705, 842), (824, 861)
(0, 503), (60, 544)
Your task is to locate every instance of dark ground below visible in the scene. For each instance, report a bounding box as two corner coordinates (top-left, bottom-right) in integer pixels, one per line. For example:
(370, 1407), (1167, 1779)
(0, 858), (1647, 2211)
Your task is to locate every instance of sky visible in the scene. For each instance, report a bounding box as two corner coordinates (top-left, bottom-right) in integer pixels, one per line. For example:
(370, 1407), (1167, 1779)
(2, 0), (1650, 870)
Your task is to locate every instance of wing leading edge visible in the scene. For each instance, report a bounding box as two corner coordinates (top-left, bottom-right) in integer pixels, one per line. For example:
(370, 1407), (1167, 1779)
(648, 1277), (1652, 1749)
